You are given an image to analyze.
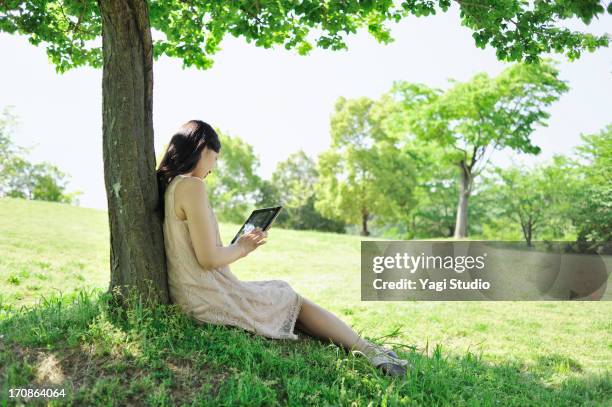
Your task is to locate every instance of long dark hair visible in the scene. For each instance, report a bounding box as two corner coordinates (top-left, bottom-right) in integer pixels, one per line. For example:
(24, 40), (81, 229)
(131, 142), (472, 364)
(156, 120), (221, 219)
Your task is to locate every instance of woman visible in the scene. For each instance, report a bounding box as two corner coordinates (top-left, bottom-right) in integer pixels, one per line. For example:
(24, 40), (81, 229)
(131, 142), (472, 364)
(156, 119), (411, 377)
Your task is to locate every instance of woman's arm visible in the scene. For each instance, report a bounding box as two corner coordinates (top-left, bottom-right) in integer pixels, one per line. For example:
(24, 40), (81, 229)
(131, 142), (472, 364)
(177, 177), (245, 269)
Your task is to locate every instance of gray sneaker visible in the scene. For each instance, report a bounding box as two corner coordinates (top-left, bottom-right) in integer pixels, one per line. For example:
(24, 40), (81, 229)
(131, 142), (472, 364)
(355, 344), (411, 377)
(384, 348), (400, 359)
(378, 362), (407, 377)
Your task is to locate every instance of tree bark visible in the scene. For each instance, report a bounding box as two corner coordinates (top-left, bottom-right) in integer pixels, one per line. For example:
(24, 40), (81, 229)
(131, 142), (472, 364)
(527, 223), (532, 247)
(361, 210), (370, 236)
(453, 164), (471, 238)
(522, 217), (533, 247)
(98, 0), (169, 307)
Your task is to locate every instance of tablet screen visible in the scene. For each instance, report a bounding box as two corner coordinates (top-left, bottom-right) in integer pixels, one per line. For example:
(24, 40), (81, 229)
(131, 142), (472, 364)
(230, 206), (282, 245)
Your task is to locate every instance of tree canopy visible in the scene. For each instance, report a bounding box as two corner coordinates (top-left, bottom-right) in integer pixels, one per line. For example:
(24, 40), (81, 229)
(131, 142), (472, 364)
(1, 0), (610, 73)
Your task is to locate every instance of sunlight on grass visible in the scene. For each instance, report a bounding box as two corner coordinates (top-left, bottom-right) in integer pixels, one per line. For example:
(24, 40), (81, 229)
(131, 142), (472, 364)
(1, 197), (611, 405)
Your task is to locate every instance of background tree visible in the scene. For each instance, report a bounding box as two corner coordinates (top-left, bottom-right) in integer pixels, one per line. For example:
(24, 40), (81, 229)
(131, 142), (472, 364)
(402, 61), (569, 238)
(1, 0), (608, 306)
(533, 155), (581, 241)
(568, 124), (612, 253)
(267, 150), (345, 232)
(0, 107), (82, 204)
(369, 83), (445, 239)
(33, 163), (83, 204)
(272, 151), (317, 208)
(400, 139), (458, 238)
(365, 141), (419, 234)
(475, 132), (609, 246)
(206, 131), (262, 225)
(488, 164), (559, 246)
(1, 156), (38, 199)
(287, 194), (347, 233)
(315, 96), (417, 235)
(0, 106), (22, 171)
(4, 161), (82, 205)
(0, 108), (34, 197)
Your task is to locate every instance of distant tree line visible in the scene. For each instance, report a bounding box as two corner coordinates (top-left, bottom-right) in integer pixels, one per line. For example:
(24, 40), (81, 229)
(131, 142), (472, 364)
(4, 59), (609, 255)
(0, 106), (82, 205)
(161, 61), (607, 253)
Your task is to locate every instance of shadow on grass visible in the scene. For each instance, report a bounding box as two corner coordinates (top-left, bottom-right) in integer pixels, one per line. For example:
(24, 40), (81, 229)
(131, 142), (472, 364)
(0, 287), (610, 406)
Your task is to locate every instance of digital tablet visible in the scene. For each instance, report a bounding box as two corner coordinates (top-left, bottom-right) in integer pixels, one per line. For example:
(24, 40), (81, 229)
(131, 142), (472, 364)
(230, 206), (283, 245)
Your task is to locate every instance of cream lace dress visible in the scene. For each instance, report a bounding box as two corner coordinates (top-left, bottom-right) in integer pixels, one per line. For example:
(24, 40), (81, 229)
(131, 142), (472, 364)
(163, 174), (304, 340)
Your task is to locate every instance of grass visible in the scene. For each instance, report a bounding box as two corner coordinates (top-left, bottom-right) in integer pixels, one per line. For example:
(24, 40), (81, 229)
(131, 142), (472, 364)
(0, 197), (611, 406)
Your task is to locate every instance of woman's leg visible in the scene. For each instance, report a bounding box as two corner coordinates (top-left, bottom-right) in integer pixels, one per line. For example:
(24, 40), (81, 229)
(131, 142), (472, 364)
(294, 296), (373, 354)
(294, 295), (411, 376)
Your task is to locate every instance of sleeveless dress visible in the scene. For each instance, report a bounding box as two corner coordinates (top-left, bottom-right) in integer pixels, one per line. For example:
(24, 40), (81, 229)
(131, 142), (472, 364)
(163, 174), (304, 340)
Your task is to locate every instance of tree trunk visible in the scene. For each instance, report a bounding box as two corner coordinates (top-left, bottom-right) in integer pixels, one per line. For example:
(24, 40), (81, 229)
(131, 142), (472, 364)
(453, 165), (471, 239)
(98, 0), (169, 308)
(527, 223), (532, 247)
(523, 217), (533, 247)
(361, 210), (370, 236)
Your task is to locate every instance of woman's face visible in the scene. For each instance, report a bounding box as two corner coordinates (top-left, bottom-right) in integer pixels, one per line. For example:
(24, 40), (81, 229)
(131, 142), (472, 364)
(193, 147), (219, 179)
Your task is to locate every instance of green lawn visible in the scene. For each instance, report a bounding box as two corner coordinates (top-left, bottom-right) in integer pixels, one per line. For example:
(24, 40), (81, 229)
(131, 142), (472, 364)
(0, 197), (610, 406)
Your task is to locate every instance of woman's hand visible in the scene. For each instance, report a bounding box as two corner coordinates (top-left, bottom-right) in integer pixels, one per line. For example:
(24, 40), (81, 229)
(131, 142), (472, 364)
(236, 227), (268, 258)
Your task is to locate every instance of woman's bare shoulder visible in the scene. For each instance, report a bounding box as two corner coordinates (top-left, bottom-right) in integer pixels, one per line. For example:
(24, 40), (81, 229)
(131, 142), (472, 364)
(174, 176), (208, 220)
(175, 176), (207, 195)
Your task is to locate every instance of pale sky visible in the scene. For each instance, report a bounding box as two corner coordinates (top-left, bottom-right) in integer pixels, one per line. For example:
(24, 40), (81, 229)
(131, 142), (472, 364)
(1, 5), (610, 210)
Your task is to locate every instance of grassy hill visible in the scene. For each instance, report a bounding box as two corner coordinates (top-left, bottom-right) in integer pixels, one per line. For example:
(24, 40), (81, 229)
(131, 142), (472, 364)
(0, 197), (610, 405)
